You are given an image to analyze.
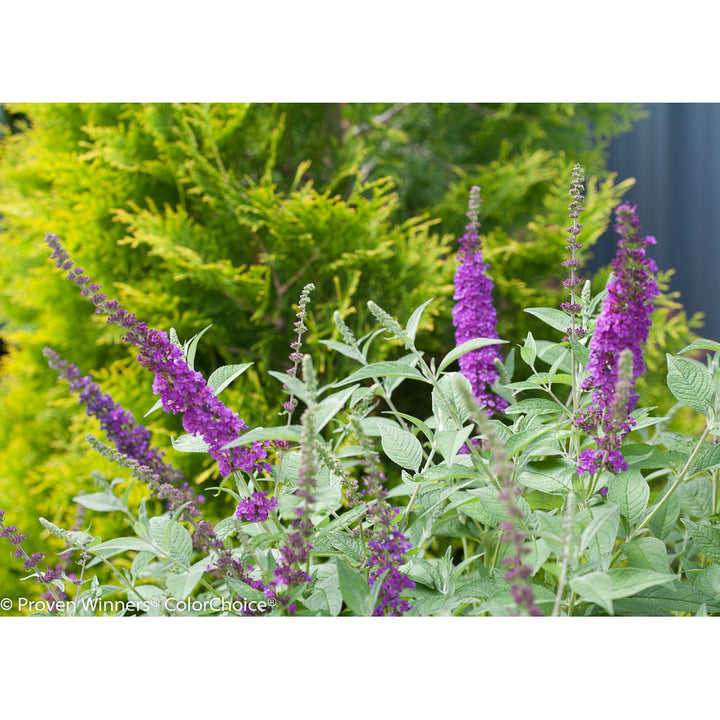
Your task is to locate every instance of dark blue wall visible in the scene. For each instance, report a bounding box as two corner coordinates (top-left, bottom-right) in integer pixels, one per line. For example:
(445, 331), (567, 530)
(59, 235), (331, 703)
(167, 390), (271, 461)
(594, 103), (720, 340)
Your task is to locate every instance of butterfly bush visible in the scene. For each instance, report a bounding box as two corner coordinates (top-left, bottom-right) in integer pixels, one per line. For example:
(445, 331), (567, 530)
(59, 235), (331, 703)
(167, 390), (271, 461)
(452, 186), (507, 414)
(9, 160), (717, 620)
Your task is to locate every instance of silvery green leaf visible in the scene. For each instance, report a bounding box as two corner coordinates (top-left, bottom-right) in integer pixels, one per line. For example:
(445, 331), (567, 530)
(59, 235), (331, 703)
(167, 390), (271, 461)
(437, 337), (507, 374)
(666, 354), (716, 415)
(379, 423), (423, 472)
(207, 363), (253, 396)
(171, 433), (210, 453)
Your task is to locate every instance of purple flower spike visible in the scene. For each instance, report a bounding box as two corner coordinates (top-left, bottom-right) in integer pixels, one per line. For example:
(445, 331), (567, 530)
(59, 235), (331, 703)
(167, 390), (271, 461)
(583, 203), (659, 413)
(452, 186), (507, 415)
(577, 202), (659, 479)
(43, 347), (184, 486)
(44, 233), (270, 478)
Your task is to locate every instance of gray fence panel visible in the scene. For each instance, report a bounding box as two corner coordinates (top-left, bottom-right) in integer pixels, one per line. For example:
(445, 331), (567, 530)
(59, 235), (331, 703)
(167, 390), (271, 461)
(595, 103), (720, 340)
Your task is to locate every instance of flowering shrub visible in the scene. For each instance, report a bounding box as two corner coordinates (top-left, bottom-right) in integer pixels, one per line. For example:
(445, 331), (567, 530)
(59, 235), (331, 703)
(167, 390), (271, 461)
(4, 162), (720, 617)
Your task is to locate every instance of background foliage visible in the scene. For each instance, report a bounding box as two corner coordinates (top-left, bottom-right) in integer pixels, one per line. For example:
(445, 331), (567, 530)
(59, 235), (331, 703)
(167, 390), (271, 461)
(0, 103), (701, 603)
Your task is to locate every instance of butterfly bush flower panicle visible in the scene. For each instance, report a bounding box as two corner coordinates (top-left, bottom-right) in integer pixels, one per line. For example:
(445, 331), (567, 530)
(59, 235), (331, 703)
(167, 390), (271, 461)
(452, 186), (507, 415)
(578, 348), (636, 479)
(577, 203), (659, 479)
(273, 400), (318, 594)
(0, 509), (65, 608)
(44, 233), (269, 478)
(561, 163), (586, 340)
(349, 412), (416, 616)
(460, 385), (542, 616)
(282, 282), (316, 418)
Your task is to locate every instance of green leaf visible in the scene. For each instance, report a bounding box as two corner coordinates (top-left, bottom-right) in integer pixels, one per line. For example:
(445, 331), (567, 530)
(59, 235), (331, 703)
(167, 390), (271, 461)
(207, 363), (253, 396)
(694, 564), (720, 599)
(505, 427), (574, 458)
(504, 398), (565, 416)
(379, 423), (423, 472)
(621, 537), (671, 573)
(648, 481), (681, 538)
(333, 361), (427, 387)
(568, 335), (589, 367)
(679, 338), (720, 355)
(607, 471), (649, 526)
(167, 523), (193, 567)
(313, 385), (358, 433)
(267, 370), (311, 403)
(405, 298), (434, 344)
(569, 571), (614, 614)
(678, 478), (713, 519)
(329, 533), (364, 566)
(166, 561), (206, 601)
(683, 519), (720, 564)
(688, 441), (720, 477)
(320, 339), (366, 365)
(460, 488), (531, 529)
(666, 354), (715, 414)
(150, 516), (193, 566)
(171, 433), (209, 453)
(224, 425), (302, 449)
(432, 372), (476, 428)
(144, 397), (164, 417)
(525, 307), (573, 334)
(437, 337), (507, 374)
(72, 491), (125, 513)
(90, 537), (156, 558)
(336, 559), (370, 616)
(304, 563), (343, 616)
(612, 580), (720, 615)
(580, 504), (620, 572)
(434, 426), (474, 461)
(183, 324), (213, 370)
(517, 467), (573, 496)
(608, 568), (676, 599)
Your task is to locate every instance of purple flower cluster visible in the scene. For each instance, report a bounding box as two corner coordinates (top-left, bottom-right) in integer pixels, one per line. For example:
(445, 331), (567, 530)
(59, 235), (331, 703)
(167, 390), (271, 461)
(583, 203), (659, 409)
(577, 204), (659, 477)
(366, 503), (415, 616)
(452, 186), (508, 415)
(0, 509), (62, 607)
(44, 347), (184, 485)
(0, 511), (40, 571)
(356, 453), (416, 616)
(578, 348), (636, 477)
(236, 492), (278, 523)
(45, 233), (269, 478)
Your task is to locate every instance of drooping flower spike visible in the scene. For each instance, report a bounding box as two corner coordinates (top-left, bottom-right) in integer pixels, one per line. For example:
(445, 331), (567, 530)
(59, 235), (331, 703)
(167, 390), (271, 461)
(44, 347), (184, 486)
(45, 233), (270, 478)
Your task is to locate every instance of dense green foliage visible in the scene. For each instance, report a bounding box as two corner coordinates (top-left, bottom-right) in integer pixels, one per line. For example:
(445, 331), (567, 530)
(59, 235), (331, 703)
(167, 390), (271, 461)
(0, 103), (702, 602)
